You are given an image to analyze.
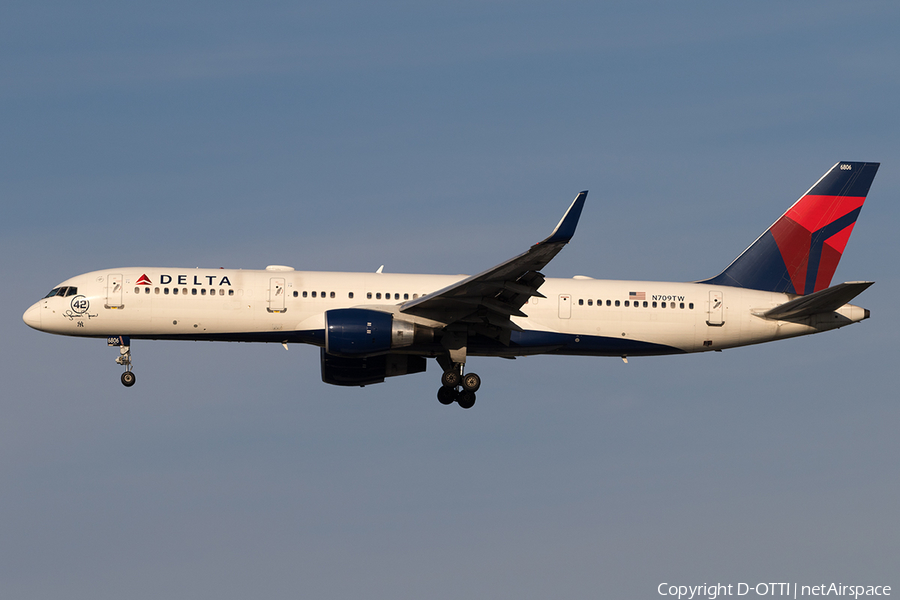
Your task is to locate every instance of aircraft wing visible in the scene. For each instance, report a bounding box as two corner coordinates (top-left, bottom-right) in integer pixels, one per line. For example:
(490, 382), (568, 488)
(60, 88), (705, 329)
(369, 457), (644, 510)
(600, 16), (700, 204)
(759, 281), (874, 321)
(400, 192), (587, 336)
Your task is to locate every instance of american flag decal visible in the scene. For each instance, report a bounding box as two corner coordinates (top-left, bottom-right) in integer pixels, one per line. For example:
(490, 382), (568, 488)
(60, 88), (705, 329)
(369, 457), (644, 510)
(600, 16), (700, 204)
(629, 291), (645, 300)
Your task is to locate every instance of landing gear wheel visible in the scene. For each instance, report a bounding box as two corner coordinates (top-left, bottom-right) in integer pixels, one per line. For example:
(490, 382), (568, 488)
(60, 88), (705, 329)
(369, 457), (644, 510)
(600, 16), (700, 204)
(437, 387), (457, 405)
(441, 370), (461, 388)
(121, 371), (136, 387)
(457, 391), (476, 409)
(462, 373), (481, 393)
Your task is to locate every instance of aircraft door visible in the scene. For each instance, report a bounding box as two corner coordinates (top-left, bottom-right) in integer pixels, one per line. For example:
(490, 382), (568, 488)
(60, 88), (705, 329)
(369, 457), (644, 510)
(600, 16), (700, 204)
(268, 277), (286, 313)
(105, 273), (124, 309)
(707, 290), (724, 326)
(558, 294), (571, 319)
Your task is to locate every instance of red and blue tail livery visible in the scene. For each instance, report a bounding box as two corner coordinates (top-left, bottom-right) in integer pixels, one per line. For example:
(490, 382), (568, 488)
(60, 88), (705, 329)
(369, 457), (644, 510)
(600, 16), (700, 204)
(702, 161), (879, 295)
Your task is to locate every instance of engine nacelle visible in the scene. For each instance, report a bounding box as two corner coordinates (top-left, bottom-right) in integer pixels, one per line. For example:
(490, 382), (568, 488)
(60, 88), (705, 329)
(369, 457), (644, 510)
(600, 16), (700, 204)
(320, 349), (427, 386)
(324, 308), (433, 357)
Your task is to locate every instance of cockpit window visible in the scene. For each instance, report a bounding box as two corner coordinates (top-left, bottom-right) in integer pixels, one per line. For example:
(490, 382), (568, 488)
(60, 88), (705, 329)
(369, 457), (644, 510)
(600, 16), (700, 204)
(43, 286), (78, 298)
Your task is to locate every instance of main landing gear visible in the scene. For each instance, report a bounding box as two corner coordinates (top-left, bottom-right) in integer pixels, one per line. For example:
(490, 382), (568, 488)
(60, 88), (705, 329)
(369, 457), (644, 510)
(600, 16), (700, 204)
(436, 364), (481, 409)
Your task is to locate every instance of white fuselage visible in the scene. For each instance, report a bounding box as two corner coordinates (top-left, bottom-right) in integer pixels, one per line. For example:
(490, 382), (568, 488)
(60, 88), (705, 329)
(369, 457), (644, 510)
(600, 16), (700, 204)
(23, 266), (868, 358)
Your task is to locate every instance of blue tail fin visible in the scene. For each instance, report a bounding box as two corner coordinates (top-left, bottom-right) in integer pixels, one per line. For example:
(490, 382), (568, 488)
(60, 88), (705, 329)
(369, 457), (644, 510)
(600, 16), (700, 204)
(700, 161), (879, 295)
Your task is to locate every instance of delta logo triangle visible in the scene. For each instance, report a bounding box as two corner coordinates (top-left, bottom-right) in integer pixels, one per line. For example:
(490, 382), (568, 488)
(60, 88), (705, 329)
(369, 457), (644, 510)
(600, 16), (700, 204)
(136, 274), (152, 285)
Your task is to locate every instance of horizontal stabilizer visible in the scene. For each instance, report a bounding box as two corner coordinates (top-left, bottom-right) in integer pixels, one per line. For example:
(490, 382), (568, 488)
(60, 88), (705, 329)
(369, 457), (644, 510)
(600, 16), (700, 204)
(760, 281), (873, 320)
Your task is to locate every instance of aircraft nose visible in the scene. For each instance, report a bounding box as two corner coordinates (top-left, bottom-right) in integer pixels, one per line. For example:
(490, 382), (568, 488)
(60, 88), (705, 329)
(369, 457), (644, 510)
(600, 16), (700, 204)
(23, 302), (42, 330)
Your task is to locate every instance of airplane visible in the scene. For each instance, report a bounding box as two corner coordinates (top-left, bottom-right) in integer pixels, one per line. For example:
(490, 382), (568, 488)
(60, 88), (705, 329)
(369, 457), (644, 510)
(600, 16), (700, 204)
(23, 161), (879, 409)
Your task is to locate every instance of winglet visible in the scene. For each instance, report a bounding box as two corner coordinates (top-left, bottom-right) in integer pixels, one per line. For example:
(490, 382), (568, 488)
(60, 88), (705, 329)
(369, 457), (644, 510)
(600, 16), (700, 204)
(539, 191), (588, 245)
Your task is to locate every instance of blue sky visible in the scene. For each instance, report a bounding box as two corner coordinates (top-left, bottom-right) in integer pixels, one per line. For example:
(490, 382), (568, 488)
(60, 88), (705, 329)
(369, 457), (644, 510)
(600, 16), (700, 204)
(3, 1), (899, 598)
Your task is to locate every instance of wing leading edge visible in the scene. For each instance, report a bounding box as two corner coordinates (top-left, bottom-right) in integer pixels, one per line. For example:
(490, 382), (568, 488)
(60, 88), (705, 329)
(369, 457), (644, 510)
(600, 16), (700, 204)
(400, 191), (588, 339)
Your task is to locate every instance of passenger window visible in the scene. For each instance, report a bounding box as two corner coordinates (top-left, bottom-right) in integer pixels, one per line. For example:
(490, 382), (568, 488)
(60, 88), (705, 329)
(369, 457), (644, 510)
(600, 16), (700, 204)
(606, 300), (611, 306)
(375, 293), (381, 299)
(413, 294), (418, 299)
(587, 299), (593, 306)
(349, 292), (354, 299)
(689, 303), (694, 309)
(292, 291), (298, 298)
(173, 288), (179, 295)
(404, 293), (409, 300)
(615, 300), (620, 307)
(680, 302), (684, 309)
(624, 300), (629, 307)
(330, 292), (335, 299)
(155, 287), (160, 294)
(367, 292), (372, 299)
(312, 291), (317, 298)
(228, 290), (234, 296)
(192, 289), (197, 295)
(660, 301), (665, 308)
(164, 288), (170, 295)
(134, 287), (140, 294)
(302, 291), (307, 298)
(578, 299), (583, 306)
(393, 293), (398, 300)
(202, 289), (208, 296)
(643, 301), (648, 307)
(671, 302), (676, 309)
(652, 301), (657, 308)
(321, 291), (326, 298)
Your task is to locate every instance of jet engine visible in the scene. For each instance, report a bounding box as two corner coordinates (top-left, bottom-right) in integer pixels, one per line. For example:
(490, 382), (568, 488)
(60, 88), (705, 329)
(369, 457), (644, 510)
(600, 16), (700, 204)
(320, 349), (427, 386)
(324, 308), (434, 357)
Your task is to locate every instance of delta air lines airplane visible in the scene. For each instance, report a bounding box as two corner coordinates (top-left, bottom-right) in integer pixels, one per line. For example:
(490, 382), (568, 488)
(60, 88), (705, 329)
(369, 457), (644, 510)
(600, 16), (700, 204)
(23, 161), (879, 408)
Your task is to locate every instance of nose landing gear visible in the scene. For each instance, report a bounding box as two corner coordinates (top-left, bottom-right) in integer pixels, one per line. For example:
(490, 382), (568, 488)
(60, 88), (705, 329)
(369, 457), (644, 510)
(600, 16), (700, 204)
(110, 336), (136, 387)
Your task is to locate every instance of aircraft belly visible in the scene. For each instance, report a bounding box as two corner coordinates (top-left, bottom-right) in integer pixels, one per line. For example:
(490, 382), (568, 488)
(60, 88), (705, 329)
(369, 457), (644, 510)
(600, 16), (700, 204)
(129, 329), (326, 344)
(504, 330), (685, 356)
